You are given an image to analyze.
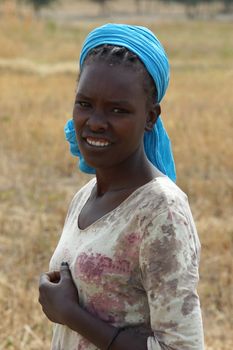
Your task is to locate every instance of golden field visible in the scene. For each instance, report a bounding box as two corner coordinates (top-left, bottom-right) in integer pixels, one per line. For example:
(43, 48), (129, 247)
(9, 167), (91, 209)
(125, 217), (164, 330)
(0, 15), (232, 350)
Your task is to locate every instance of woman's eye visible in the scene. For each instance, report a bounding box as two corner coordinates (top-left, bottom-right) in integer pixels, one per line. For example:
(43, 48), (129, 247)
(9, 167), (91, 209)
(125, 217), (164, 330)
(76, 101), (91, 108)
(112, 108), (127, 114)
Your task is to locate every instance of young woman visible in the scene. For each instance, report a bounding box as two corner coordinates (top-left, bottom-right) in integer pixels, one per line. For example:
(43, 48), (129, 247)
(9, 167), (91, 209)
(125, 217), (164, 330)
(39, 24), (204, 350)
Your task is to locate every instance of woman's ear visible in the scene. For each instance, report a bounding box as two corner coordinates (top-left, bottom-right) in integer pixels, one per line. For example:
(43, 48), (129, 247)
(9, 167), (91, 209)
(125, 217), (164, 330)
(145, 103), (161, 131)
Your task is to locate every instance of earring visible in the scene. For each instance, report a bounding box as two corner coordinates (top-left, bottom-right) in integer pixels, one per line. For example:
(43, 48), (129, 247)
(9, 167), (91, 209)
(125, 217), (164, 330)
(145, 121), (153, 132)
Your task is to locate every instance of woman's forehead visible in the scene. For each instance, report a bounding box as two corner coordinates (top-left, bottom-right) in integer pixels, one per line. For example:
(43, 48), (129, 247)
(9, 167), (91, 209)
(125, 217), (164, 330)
(78, 62), (143, 91)
(77, 61), (146, 99)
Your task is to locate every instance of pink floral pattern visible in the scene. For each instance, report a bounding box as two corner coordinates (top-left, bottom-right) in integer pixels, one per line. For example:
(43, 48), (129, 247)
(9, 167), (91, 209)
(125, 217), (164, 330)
(50, 177), (204, 350)
(75, 252), (131, 282)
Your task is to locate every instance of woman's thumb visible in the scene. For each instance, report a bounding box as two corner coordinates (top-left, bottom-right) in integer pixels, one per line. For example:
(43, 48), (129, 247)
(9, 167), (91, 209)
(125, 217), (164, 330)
(60, 261), (71, 279)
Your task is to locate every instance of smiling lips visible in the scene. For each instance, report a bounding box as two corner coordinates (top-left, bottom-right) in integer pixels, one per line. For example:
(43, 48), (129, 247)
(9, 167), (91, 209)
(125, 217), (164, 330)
(85, 137), (111, 148)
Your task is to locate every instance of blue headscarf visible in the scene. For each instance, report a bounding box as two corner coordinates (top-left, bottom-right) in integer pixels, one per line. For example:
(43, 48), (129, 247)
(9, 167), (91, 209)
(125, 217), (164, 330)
(65, 23), (176, 181)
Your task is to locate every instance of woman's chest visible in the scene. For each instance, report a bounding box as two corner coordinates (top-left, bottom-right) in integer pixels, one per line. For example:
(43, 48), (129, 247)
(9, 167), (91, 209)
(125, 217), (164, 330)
(50, 214), (144, 292)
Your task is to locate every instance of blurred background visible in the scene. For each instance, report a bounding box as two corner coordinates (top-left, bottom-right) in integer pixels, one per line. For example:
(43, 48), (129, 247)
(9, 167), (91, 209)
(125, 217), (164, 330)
(0, 0), (232, 349)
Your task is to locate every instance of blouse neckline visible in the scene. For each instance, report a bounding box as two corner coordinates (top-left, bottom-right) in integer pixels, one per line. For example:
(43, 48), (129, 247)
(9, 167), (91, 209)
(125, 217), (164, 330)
(77, 176), (168, 232)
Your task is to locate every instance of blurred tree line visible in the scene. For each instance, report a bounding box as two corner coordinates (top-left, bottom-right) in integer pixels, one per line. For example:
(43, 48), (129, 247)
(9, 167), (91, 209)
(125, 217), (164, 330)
(0, 0), (232, 16)
(159, 0), (233, 14)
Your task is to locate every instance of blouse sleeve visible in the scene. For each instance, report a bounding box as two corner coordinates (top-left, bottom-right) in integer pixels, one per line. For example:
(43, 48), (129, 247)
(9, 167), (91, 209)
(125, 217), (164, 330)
(139, 207), (205, 350)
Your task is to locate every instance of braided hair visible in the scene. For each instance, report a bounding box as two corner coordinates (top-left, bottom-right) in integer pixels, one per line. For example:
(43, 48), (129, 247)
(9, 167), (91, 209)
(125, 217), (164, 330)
(79, 44), (158, 111)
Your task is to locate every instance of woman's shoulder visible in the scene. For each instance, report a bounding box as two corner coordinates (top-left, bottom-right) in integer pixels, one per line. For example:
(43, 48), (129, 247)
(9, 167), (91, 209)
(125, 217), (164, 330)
(66, 177), (96, 217)
(136, 176), (189, 217)
(73, 177), (96, 200)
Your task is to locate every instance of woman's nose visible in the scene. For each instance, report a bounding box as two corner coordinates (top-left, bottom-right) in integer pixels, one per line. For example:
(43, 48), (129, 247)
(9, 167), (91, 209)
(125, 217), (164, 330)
(86, 113), (108, 132)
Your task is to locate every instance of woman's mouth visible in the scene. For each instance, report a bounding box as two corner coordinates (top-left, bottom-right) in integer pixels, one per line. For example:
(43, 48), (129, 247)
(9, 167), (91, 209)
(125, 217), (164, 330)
(85, 137), (111, 148)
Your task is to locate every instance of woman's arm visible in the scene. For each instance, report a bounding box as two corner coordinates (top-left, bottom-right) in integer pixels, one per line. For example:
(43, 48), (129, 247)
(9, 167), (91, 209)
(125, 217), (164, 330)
(139, 208), (205, 350)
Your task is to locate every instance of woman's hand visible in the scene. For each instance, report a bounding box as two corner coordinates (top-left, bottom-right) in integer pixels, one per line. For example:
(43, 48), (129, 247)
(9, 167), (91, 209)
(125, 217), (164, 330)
(38, 262), (79, 325)
(39, 264), (149, 350)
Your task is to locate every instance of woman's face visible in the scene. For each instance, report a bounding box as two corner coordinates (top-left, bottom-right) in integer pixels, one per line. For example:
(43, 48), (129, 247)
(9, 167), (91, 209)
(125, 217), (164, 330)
(73, 61), (155, 171)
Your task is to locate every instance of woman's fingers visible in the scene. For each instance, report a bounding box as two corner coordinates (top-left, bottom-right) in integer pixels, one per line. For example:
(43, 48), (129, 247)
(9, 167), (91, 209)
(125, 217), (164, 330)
(47, 270), (61, 283)
(39, 270), (61, 286)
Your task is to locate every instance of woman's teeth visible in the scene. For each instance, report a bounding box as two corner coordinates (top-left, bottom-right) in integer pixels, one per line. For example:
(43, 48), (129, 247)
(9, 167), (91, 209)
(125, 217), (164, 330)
(86, 138), (110, 147)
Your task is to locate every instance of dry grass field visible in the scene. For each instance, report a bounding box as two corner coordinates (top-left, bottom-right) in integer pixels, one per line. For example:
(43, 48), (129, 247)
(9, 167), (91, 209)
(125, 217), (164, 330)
(0, 10), (232, 350)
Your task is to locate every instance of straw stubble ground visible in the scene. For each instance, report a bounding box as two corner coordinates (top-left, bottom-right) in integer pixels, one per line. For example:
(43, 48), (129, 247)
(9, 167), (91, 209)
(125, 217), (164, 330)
(0, 17), (232, 349)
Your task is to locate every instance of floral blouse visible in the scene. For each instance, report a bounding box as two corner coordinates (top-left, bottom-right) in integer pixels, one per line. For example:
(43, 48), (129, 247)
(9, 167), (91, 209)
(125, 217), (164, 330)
(49, 176), (204, 350)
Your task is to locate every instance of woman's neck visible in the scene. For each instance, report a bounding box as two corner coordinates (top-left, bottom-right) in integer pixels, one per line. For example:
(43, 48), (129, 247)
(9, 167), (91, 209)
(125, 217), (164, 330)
(94, 150), (161, 196)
